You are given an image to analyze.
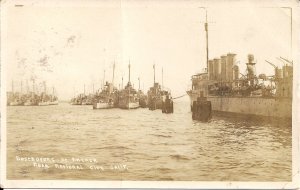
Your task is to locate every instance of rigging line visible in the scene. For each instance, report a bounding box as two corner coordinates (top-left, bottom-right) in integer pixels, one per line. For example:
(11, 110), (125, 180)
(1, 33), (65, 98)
(172, 94), (187, 99)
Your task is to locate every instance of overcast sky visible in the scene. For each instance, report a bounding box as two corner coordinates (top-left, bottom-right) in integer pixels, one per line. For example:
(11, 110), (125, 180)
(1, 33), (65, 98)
(4, 0), (296, 100)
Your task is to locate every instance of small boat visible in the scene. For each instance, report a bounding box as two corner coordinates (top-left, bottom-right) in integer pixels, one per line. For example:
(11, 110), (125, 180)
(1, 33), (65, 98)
(118, 82), (140, 109)
(148, 83), (163, 110)
(118, 63), (140, 109)
(93, 82), (117, 109)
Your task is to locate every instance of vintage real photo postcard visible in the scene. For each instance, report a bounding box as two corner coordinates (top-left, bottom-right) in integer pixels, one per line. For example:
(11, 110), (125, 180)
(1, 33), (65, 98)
(1, 0), (299, 189)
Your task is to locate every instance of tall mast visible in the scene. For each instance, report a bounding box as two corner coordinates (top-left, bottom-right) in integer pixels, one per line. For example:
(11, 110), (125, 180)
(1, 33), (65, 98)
(138, 77), (140, 90)
(122, 76), (123, 89)
(32, 79), (35, 93)
(103, 69), (106, 87)
(26, 80), (29, 93)
(73, 86), (75, 98)
(128, 60), (131, 83)
(12, 80), (14, 93)
(21, 81), (23, 93)
(44, 81), (47, 94)
(153, 63), (156, 85)
(84, 84), (85, 95)
(128, 61), (131, 105)
(112, 61), (115, 86)
(205, 10), (209, 72)
(162, 67), (164, 90)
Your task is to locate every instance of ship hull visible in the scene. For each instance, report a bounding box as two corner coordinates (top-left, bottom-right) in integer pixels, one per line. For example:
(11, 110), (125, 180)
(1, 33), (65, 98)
(24, 102), (38, 106)
(49, 101), (59, 105)
(81, 101), (91, 105)
(9, 101), (23, 106)
(187, 91), (292, 119)
(93, 102), (114, 109)
(148, 99), (162, 110)
(119, 102), (140, 109)
(139, 98), (148, 108)
(38, 101), (50, 106)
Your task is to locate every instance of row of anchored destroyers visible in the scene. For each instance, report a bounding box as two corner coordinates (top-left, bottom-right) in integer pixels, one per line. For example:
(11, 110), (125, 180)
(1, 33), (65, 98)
(6, 63), (174, 114)
(7, 81), (58, 106)
(70, 63), (174, 113)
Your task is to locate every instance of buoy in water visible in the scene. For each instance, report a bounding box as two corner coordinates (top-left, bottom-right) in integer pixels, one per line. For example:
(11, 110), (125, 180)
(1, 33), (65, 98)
(162, 95), (173, 114)
(192, 97), (212, 122)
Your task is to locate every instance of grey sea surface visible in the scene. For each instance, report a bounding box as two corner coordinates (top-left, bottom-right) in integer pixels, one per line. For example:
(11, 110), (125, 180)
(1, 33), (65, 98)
(6, 101), (291, 181)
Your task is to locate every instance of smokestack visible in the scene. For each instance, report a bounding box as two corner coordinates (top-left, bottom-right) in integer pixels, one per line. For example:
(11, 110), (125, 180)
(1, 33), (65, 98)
(153, 63), (155, 85)
(220, 55), (227, 81)
(213, 58), (221, 80)
(246, 54), (256, 81)
(112, 61), (115, 86)
(128, 61), (131, 83)
(138, 77), (140, 90)
(226, 53), (236, 82)
(248, 54), (254, 64)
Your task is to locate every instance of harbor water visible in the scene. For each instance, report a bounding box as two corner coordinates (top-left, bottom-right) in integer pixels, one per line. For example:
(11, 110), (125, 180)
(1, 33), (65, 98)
(6, 101), (291, 181)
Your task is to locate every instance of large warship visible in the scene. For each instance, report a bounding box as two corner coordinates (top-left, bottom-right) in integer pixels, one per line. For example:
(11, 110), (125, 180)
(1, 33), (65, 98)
(187, 13), (293, 119)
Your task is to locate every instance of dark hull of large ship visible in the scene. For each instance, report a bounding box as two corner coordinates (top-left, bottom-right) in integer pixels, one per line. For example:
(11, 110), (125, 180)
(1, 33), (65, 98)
(187, 90), (292, 119)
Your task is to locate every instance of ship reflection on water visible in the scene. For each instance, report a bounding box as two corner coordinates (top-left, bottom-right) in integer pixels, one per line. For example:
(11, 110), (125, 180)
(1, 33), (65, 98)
(7, 101), (291, 181)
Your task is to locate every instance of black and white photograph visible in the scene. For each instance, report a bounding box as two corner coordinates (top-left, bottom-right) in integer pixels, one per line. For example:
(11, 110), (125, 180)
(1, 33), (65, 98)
(0, 0), (299, 188)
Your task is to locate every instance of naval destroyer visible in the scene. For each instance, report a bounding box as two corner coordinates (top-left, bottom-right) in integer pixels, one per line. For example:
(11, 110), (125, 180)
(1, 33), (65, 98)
(187, 13), (292, 119)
